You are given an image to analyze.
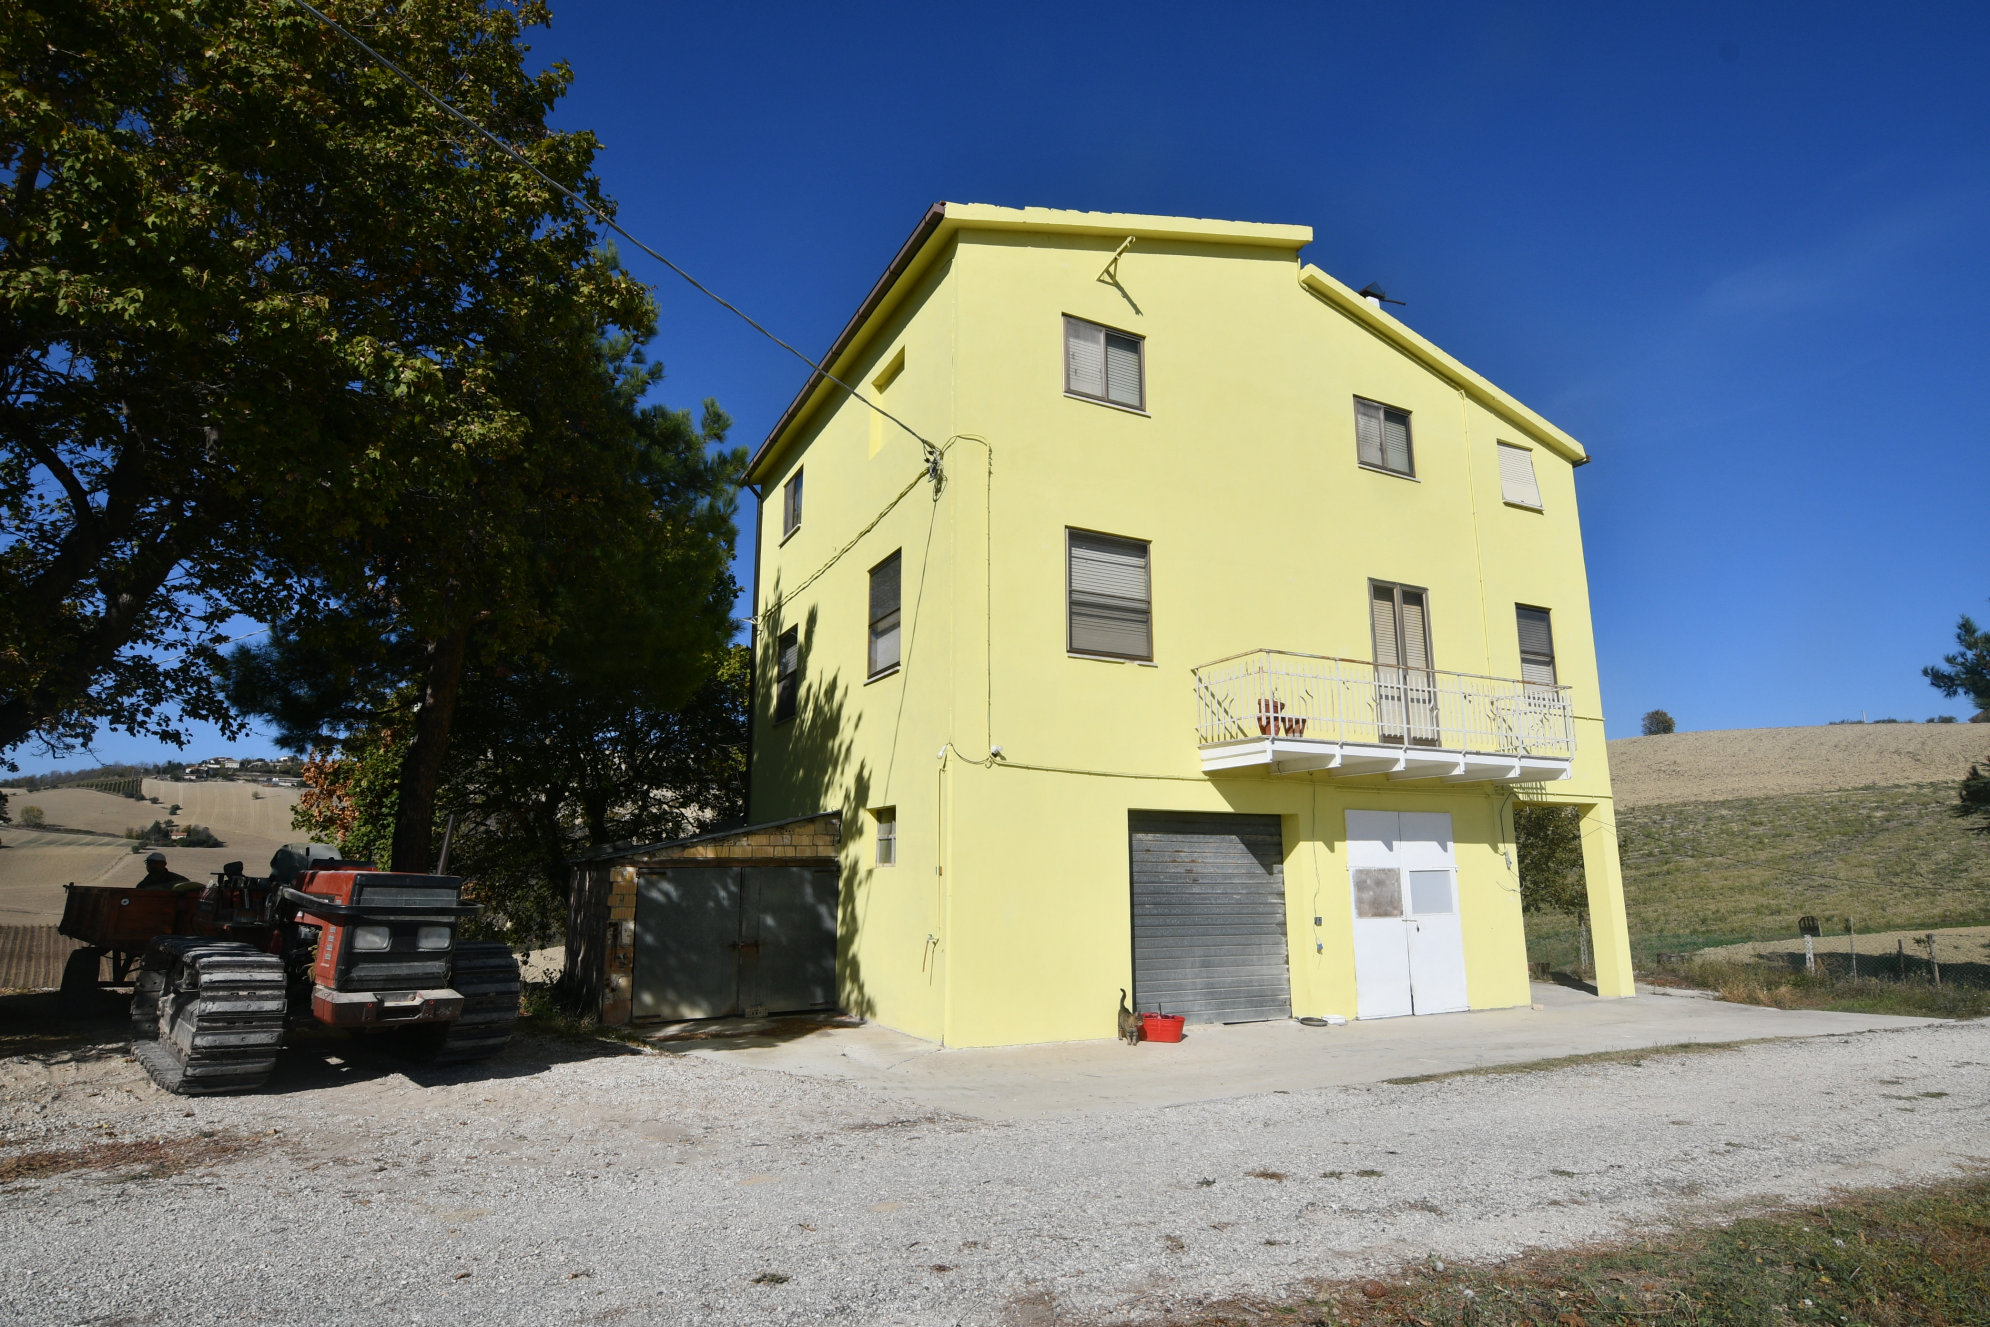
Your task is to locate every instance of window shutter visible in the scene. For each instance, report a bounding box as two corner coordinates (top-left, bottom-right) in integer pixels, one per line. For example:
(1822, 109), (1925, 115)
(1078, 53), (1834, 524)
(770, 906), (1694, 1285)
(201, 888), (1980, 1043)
(1370, 585), (1400, 666)
(868, 553), (902, 676)
(1382, 408), (1413, 475)
(1068, 531), (1151, 658)
(775, 627), (800, 722)
(1104, 331), (1143, 407)
(1400, 589), (1431, 670)
(1498, 443), (1542, 508)
(1064, 318), (1105, 399)
(1355, 399), (1385, 468)
(1516, 606), (1556, 685)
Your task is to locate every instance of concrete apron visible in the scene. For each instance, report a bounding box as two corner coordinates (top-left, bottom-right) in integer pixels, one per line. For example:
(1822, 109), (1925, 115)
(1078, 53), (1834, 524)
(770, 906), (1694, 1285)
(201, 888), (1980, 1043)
(656, 982), (1938, 1122)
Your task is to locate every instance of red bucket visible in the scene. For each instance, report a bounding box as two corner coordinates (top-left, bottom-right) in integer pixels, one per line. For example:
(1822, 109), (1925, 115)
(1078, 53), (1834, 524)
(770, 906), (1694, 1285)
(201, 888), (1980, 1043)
(1140, 1012), (1186, 1043)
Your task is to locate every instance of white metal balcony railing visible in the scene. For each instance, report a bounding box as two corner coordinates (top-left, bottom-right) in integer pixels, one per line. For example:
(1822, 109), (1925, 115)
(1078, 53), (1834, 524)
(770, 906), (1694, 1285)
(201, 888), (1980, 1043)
(1192, 649), (1576, 783)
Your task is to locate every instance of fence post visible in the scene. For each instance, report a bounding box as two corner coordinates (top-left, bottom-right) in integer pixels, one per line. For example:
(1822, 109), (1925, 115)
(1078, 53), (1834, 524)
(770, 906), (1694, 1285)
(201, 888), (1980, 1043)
(1898, 938), (1906, 981)
(1927, 933), (1940, 988)
(1846, 918), (1856, 980)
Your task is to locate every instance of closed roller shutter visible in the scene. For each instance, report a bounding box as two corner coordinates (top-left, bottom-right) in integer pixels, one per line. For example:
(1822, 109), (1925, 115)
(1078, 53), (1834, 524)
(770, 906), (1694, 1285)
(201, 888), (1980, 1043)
(1128, 811), (1291, 1024)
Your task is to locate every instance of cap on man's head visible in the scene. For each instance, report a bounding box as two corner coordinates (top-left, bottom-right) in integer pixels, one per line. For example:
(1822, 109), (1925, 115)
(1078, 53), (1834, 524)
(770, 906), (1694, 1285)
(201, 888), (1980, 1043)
(145, 851), (167, 864)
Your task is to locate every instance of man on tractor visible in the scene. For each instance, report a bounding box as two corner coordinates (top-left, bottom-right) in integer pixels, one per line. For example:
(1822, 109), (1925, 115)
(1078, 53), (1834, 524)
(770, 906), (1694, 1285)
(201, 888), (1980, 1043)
(134, 851), (196, 891)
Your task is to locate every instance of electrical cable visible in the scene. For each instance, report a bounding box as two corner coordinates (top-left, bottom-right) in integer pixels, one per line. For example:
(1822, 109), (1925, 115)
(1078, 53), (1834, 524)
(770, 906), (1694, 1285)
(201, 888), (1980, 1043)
(286, 0), (936, 453)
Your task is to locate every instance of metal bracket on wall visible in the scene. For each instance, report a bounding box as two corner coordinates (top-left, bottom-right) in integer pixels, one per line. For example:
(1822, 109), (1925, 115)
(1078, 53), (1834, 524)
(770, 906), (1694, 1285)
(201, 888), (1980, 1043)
(1097, 235), (1136, 284)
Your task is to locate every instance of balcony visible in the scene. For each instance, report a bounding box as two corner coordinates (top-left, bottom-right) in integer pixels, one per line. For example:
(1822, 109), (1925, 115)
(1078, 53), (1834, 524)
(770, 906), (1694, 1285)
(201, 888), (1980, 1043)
(1192, 649), (1575, 783)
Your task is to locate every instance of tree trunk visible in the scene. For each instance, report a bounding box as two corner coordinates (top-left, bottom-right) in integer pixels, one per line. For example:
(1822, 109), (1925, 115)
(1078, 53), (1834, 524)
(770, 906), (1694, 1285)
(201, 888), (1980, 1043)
(390, 622), (472, 872)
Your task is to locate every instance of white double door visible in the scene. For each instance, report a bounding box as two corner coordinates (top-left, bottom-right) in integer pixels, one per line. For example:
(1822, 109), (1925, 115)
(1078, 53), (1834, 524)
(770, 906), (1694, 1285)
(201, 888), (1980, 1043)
(1347, 810), (1468, 1019)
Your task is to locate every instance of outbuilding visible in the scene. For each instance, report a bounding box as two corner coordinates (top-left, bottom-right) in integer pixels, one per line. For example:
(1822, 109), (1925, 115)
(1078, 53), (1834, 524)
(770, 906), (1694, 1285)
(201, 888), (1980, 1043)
(566, 813), (841, 1026)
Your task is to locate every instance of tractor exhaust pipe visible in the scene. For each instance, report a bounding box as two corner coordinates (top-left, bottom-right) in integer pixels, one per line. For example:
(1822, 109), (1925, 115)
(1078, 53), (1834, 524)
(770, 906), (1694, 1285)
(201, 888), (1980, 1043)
(434, 813), (457, 876)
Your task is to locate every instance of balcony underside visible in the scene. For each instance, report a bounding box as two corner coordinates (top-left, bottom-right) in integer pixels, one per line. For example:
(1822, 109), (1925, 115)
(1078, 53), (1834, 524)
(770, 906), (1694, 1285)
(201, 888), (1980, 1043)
(1200, 736), (1573, 784)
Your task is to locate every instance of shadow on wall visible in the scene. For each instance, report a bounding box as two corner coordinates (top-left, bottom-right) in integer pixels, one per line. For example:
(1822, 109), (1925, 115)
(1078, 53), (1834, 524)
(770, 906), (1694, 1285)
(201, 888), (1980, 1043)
(755, 595), (877, 1021)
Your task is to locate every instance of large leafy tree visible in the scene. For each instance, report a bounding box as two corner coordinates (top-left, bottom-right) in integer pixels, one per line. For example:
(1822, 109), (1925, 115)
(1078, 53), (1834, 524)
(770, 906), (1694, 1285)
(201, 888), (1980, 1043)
(229, 337), (745, 929)
(0, 0), (649, 836)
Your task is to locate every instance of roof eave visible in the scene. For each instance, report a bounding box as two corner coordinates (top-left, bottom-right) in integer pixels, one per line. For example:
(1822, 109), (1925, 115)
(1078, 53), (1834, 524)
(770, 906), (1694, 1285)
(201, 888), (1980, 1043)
(745, 205), (1316, 483)
(1297, 264), (1590, 466)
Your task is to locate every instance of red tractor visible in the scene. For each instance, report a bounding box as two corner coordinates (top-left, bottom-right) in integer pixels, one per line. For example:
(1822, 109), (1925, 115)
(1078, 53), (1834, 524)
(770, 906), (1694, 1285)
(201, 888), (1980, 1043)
(58, 844), (520, 1095)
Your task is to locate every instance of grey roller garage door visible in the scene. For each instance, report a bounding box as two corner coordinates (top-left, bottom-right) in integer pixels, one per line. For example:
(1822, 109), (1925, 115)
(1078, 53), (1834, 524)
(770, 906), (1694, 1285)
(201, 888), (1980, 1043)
(1128, 811), (1291, 1024)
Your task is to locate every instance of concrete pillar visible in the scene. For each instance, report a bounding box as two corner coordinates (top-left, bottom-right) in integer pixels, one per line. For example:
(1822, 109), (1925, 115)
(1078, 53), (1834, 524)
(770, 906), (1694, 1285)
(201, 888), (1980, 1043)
(1577, 801), (1635, 998)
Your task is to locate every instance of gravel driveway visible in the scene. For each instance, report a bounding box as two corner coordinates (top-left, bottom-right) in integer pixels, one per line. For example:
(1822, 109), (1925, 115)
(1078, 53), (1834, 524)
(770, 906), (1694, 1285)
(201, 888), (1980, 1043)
(3, 1007), (1986, 1326)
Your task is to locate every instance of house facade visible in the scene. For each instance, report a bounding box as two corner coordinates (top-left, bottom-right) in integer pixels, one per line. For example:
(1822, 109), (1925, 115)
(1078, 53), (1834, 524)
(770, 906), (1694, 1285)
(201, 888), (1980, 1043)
(746, 203), (1632, 1048)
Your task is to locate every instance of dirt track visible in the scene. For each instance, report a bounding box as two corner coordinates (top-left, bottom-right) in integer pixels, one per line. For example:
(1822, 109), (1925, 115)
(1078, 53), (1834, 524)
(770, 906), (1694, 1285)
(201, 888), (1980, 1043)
(2, 994), (1984, 1327)
(1607, 723), (1990, 808)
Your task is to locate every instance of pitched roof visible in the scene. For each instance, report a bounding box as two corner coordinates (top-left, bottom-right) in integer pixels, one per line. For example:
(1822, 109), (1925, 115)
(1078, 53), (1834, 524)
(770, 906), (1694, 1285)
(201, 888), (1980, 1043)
(745, 204), (1313, 483)
(745, 202), (1588, 481)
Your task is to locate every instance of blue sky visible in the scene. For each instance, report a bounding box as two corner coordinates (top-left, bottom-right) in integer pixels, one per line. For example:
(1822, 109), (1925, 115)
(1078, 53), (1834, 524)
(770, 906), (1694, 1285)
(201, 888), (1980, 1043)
(25, 1), (1989, 773)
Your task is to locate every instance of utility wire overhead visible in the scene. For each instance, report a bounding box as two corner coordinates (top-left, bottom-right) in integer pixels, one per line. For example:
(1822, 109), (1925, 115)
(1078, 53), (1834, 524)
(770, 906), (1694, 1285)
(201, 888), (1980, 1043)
(287, 0), (935, 455)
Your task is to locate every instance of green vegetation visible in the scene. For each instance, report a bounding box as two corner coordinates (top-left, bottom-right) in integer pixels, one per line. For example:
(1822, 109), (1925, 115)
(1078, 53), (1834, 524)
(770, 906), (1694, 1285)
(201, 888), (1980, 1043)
(1211, 1176), (1990, 1326)
(124, 820), (222, 851)
(16, 806), (43, 829)
(1526, 781), (1990, 971)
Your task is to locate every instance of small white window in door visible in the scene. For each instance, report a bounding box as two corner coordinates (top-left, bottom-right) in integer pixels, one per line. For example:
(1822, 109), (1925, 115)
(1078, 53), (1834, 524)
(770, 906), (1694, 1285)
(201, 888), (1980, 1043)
(1497, 442), (1542, 509)
(1352, 868), (1403, 918)
(1408, 870), (1454, 916)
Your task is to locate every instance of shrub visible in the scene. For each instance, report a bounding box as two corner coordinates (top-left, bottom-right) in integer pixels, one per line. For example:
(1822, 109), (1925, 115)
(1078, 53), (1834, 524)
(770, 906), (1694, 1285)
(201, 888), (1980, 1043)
(1641, 709), (1676, 736)
(18, 805), (45, 828)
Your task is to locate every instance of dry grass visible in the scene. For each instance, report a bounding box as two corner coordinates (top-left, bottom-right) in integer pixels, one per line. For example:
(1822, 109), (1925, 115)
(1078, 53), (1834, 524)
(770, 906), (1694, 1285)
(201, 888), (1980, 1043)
(0, 1131), (258, 1185)
(1381, 1039), (1767, 1086)
(1608, 722), (1990, 809)
(1663, 958), (1990, 1020)
(1153, 1174), (1990, 1326)
(1526, 781), (1990, 971)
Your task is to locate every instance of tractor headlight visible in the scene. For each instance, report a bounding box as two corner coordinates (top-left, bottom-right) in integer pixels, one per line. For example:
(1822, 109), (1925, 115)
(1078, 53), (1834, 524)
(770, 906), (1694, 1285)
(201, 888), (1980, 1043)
(416, 925), (451, 951)
(352, 925), (391, 952)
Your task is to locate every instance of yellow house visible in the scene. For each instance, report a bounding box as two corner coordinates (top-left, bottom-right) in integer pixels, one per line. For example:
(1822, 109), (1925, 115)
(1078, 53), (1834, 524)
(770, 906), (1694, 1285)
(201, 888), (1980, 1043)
(745, 203), (1632, 1048)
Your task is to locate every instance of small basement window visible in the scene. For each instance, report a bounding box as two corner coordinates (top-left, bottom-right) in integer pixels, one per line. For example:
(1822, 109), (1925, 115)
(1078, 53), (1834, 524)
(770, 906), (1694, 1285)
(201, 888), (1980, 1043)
(873, 807), (897, 866)
(868, 550), (902, 677)
(774, 626), (800, 723)
(1498, 443), (1543, 510)
(1355, 398), (1414, 477)
(1064, 316), (1144, 410)
(782, 468), (804, 540)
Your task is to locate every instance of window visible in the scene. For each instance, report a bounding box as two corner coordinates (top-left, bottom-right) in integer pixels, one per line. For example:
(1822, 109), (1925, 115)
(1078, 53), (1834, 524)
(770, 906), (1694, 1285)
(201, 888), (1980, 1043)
(1370, 582), (1433, 673)
(868, 551), (901, 677)
(1497, 442), (1543, 509)
(781, 469), (803, 539)
(1355, 398), (1414, 477)
(1516, 606), (1557, 686)
(873, 807), (896, 866)
(1063, 316), (1144, 410)
(1067, 530), (1152, 660)
(1370, 580), (1437, 744)
(773, 626), (800, 723)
